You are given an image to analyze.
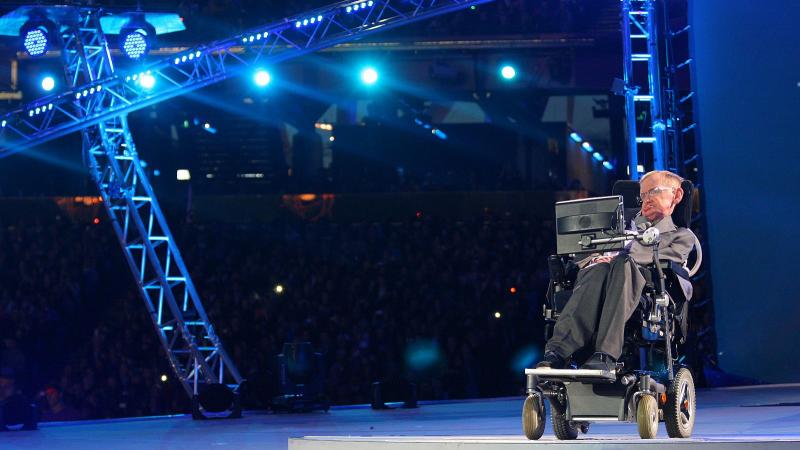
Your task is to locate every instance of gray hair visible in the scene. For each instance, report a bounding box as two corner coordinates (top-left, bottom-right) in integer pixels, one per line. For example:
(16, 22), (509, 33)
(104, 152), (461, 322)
(641, 170), (683, 188)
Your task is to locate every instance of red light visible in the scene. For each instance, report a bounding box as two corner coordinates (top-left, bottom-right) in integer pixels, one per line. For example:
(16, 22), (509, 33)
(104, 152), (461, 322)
(93, 217), (100, 224)
(415, 211), (422, 218)
(509, 287), (517, 294)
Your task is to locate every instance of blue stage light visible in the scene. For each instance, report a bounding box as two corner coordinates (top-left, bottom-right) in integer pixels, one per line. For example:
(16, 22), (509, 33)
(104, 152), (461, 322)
(41, 76), (55, 92)
(593, 152), (604, 162)
(121, 28), (149, 60)
(405, 340), (442, 372)
(569, 132), (582, 143)
(22, 27), (49, 57)
(581, 142), (594, 152)
(603, 161), (614, 170)
(500, 65), (517, 80)
(432, 128), (448, 140)
(360, 67), (379, 85)
(118, 14), (156, 60)
(254, 70), (271, 87)
(139, 73), (156, 89)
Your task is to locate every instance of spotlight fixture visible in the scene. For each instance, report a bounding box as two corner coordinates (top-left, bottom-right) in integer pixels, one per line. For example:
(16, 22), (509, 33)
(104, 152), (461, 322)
(19, 12), (57, 57)
(254, 69), (271, 87)
(500, 65), (517, 80)
(41, 75), (55, 92)
(138, 72), (156, 89)
(360, 67), (379, 85)
(119, 14), (156, 60)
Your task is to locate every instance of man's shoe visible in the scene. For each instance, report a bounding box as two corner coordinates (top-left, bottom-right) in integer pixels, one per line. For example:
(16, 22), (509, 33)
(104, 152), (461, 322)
(580, 352), (616, 372)
(535, 351), (566, 370)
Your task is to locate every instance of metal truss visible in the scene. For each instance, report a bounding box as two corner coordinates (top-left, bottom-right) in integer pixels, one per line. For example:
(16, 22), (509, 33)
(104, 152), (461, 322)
(621, 0), (714, 379)
(0, 0), (492, 156)
(620, 0), (667, 180)
(0, 0), (491, 398)
(55, 8), (242, 397)
(620, 0), (698, 180)
(85, 115), (240, 396)
(659, 0), (697, 180)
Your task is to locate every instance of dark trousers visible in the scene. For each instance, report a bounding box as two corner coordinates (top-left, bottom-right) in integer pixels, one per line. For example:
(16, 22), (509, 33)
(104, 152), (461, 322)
(545, 255), (646, 361)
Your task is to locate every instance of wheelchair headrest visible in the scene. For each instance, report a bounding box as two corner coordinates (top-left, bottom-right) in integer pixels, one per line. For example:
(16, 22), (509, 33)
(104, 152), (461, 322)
(612, 179), (694, 229)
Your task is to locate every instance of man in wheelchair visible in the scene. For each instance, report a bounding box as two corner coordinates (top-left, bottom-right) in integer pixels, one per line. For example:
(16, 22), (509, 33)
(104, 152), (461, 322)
(521, 170), (700, 440)
(538, 170), (694, 373)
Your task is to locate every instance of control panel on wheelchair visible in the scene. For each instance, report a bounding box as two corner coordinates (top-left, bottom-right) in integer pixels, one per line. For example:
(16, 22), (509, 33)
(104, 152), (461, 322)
(521, 184), (698, 441)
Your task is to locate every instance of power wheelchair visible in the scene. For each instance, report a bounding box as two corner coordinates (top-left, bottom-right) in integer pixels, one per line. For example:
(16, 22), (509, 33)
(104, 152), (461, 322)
(522, 180), (701, 440)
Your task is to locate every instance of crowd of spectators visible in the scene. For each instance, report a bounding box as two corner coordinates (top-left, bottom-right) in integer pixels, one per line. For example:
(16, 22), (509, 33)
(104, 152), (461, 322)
(1, 210), (558, 420)
(0, 195), (717, 421)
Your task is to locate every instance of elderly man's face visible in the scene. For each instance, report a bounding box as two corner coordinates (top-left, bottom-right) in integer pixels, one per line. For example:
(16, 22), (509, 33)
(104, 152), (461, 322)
(639, 175), (683, 222)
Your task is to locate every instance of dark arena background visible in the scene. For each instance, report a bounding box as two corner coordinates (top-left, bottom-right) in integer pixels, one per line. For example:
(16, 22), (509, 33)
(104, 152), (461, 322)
(0, 0), (798, 449)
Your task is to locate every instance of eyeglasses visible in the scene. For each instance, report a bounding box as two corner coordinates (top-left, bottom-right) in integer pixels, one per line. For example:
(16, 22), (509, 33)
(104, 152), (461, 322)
(637, 186), (676, 204)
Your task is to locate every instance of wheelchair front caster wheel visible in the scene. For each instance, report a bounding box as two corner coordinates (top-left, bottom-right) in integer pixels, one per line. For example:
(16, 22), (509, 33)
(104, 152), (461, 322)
(522, 394), (545, 440)
(637, 394), (659, 439)
(665, 368), (696, 438)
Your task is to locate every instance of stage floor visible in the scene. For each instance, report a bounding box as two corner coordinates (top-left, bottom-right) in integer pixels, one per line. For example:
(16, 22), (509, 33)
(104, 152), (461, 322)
(4, 384), (800, 450)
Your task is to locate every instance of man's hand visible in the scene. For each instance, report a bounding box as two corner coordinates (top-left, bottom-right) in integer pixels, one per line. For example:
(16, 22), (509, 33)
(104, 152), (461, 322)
(591, 255), (615, 264)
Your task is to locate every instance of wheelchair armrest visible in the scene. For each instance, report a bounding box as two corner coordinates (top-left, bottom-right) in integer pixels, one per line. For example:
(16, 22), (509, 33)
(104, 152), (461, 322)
(668, 261), (690, 281)
(642, 260), (690, 280)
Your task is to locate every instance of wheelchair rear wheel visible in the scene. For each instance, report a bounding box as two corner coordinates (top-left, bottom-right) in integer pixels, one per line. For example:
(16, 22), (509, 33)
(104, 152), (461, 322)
(665, 368), (696, 438)
(522, 395), (545, 440)
(636, 394), (659, 439)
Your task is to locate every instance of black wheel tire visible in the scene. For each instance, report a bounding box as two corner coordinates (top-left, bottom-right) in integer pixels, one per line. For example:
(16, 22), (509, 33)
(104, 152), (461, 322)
(637, 394), (659, 439)
(522, 395), (545, 440)
(665, 368), (696, 438)
(550, 399), (579, 440)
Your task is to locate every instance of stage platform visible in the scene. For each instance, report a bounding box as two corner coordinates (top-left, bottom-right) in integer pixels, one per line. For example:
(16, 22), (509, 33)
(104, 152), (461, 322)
(3, 384), (799, 450)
